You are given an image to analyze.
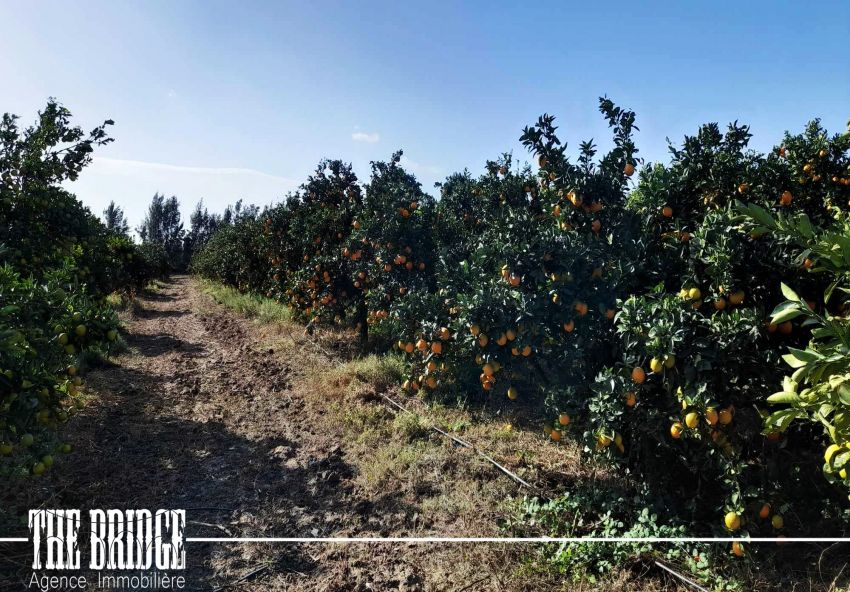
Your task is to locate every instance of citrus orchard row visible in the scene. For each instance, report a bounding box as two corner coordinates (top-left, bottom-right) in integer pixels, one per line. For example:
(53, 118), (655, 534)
(192, 100), (850, 556)
(0, 102), (165, 477)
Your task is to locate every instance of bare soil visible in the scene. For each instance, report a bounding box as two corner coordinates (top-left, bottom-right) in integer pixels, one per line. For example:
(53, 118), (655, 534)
(1, 277), (673, 591)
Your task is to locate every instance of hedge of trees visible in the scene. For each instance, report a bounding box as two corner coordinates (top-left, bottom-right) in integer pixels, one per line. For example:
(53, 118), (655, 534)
(0, 102), (163, 477)
(190, 100), (850, 578)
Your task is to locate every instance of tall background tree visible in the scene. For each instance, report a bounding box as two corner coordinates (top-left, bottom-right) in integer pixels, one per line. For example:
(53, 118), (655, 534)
(138, 193), (185, 270)
(102, 201), (129, 235)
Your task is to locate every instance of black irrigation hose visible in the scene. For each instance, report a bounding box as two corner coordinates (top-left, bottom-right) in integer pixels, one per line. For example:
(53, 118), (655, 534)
(379, 392), (538, 491)
(378, 392), (710, 592)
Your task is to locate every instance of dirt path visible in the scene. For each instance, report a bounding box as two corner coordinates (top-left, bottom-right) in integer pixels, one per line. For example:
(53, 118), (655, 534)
(4, 276), (578, 591)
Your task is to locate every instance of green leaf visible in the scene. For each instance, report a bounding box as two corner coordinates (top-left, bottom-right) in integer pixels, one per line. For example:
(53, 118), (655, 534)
(780, 282), (801, 301)
(767, 391), (801, 405)
(772, 306), (803, 325)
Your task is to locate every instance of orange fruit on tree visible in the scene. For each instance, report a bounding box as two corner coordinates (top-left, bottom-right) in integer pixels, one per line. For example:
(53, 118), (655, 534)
(623, 392), (636, 407)
(670, 422), (684, 439)
(470, 324), (480, 336)
(591, 219), (601, 233)
(631, 367), (646, 384)
(505, 329), (516, 341)
(431, 342), (442, 355)
(661, 205), (673, 218)
(507, 386), (518, 400)
(550, 429), (561, 442)
(718, 408), (733, 425)
(478, 334), (489, 347)
(779, 321), (793, 335)
(779, 190), (793, 206)
(759, 504), (771, 519)
(416, 339), (428, 351)
(521, 345), (532, 357)
(623, 163), (635, 176)
(705, 408), (718, 426)
(731, 542), (744, 557)
(563, 320), (575, 333)
(558, 413), (570, 426)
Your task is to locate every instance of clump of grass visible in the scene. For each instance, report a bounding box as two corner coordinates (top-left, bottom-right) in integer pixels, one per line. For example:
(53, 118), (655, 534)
(199, 279), (292, 324)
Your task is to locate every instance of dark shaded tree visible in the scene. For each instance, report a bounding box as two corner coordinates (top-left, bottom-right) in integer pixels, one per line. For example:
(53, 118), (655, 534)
(102, 200), (129, 235)
(138, 192), (184, 270)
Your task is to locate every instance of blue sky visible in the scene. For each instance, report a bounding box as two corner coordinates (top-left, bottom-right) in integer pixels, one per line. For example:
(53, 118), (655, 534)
(2, 1), (849, 230)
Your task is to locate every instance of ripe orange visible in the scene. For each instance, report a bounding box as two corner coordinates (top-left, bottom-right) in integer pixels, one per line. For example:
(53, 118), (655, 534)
(470, 324), (480, 336)
(563, 320), (575, 333)
(661, 205), (673, 218)
(624, 392), (636, 407)
(591, 219), (601, 233)
(718, 408), (733, 425)
(550, 429), (561, 442)
(779, 190), (793, 206)
(670, 422), (684, 439)
(521, 345), (532, 357)
(482, 363), (495, 377)
(431, 342), (442, 355)
(631, 367), (646, 384)
(574, 302), (588, 316)
(558, 413), (570, 426)
(623, 163), (635, 176)
(759, 504), (771, 519)
(779, 321), (793, 335)
(731, 542), (744, 557)
(478, 334), (489, 347)
(505, 329), (516, 341)
(705, 408), (718, 426)
(729, 290), (745, 305)
(714, 298), (726, 311)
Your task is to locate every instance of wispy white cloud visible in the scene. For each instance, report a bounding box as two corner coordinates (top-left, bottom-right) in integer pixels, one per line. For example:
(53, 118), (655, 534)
(400, 155), (442, 177)
(70, 157), (300, 233)
(89, 157), (298, 184)
(351, 131), (380, 143)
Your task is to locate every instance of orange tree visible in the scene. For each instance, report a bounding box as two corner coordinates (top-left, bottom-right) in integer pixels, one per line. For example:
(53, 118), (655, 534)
(1, 101), (156, 478)
(345, 152), (438, 351)
(573, 117), (850, 554)
(392, 99), (639, 403)
(268, 160), (365, 335)
(191, 215), (268, 292)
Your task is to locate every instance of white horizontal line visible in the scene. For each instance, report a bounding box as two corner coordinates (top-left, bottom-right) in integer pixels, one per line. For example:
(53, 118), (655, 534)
(0, 538), (28, 543)
(185, 537), (850, 544)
